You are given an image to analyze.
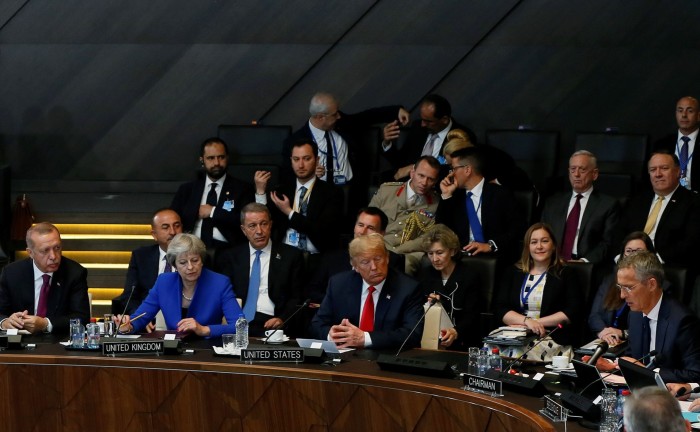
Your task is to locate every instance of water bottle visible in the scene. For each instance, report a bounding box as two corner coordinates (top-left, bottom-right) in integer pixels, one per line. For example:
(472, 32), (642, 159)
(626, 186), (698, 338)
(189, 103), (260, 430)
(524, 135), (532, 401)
(477, 346), (489, 376)
(616, 389), (630, 427)
(599, 388), (618, 432)
(489, 348), (502, 372)
(86, 318), (100, 349)
(235, 314), (249, 350)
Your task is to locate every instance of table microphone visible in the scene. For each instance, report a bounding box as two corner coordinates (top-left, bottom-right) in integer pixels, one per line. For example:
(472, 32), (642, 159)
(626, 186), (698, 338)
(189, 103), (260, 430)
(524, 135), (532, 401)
(646, 353), (665, 369)
(395, 298), (437, 357)
(586, 340), (609, 365)
(675, 385), (700, 397)
(504, 323), (563, 373)
(263, 299), (311, 343)
(577, 349), (658, 396)
(114, 284), (136, 334)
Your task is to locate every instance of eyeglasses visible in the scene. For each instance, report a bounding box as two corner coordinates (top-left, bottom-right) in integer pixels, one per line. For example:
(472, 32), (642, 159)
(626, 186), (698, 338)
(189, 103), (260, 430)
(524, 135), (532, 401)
(624, 248), (645, 256)
(449, 165), (467, 174)
(615, 280), (646, 294)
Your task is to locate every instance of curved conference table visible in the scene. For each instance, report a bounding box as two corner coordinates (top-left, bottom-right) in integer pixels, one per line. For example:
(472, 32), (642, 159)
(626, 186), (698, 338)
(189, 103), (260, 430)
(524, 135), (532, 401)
(0, 336), (581, 432)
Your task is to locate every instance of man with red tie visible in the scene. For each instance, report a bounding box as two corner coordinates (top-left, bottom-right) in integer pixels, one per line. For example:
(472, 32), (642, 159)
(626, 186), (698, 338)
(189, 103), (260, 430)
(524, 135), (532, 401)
(0, 222), (89, 335)
(310, 233), (423, 349)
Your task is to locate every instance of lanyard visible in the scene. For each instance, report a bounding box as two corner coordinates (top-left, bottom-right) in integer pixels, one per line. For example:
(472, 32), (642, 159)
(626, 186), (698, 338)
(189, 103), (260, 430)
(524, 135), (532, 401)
(612, 303), (628, 328)
(520, 272), (546, 311)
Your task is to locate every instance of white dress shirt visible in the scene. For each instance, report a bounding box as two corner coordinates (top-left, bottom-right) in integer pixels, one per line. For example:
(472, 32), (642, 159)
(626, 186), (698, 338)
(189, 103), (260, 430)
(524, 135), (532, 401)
(194, 174), (227, 242)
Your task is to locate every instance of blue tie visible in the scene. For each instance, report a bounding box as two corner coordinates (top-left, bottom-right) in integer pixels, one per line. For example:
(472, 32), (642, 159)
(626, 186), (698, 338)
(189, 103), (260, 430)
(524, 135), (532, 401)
(466, 191), (485, 243)
(243, 250), (262, 321)
(642, 316), (651, 364)
(298, 186), (308, 251)
(680, 136), (690, 178)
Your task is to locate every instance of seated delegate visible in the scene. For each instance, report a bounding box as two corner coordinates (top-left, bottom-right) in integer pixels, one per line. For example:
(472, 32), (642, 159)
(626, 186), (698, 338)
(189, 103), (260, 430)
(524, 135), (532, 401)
(116, 233), (243, 338)
(491, 223), (582, 362)
(420, 224), (482, 350)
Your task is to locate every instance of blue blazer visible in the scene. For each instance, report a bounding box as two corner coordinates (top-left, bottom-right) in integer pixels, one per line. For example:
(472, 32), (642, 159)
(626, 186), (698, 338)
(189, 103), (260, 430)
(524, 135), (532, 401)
(310, 268), (423, 350)
(130, 269), (242, 338)
(628, 295), (700, 383)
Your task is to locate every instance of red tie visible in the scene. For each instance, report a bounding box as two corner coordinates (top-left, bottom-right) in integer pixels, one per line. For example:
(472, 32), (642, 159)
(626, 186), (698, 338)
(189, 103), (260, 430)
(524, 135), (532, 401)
(359, 286), (376, 332)
(37, 274), (51, 317)
(561, 194), (582, 260)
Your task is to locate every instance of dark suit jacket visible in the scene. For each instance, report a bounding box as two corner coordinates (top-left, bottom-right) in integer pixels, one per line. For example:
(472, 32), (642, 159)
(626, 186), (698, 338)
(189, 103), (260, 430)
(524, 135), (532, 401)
(627, 295), (700, 383)
(420, 260), (483, 349)
(112, 244), (161, 314)
(494, 265), (582, 347)
(306, 248), (406, 304)
(621, 186), (700, 267)
(0, 257), (90, 335)
(171, 173), (255, 245)
(541, 188), (621, 264)
(215, 241), (303, 321)
(282, 106), (402, 181)
(269, 179), (343, 253)
(310, 268), (424, 350)
(435, 182), (526, 263)
(654, 134), (700, 193)
(383, 119), (476, 170)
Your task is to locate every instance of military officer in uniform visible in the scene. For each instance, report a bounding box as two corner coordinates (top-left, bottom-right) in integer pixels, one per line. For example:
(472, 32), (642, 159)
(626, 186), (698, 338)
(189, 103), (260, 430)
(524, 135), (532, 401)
(369, 156), (440, 274)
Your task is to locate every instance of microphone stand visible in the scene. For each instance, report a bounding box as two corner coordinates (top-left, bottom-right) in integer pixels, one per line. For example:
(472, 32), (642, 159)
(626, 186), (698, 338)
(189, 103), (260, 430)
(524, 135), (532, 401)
(263, 299), (310, 343)
(395, 298), (436, 357)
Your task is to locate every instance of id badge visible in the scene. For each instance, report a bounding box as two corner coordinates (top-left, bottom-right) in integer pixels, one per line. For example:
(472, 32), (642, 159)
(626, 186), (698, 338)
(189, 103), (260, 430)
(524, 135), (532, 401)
(287, 231), (299, 247)
(681, 177), (689, 188)
(223, 200), (234, 212)
(333, 175), (347, 185)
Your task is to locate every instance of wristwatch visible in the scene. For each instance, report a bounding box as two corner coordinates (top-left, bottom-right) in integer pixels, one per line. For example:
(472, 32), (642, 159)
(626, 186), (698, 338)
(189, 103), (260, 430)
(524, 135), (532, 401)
(488, 240), (498, 252)
(622, 330), (629, 340)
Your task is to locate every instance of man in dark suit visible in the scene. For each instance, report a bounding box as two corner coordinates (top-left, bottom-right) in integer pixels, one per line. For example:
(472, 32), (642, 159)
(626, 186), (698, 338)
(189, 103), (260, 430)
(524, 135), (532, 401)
(653, 96), (700, 192)
(617, 251), (700, 383)
(306, 206), (405, 304)
(310, 233), (423, 350)
(215, 203), (304, 337)
(541, 150), (621, 264)
(0, 223), (89, 335)
(261, 139), (344, 255)
(436, 147), (526, 263)
(112, 208), (183, 316)
(282, 92), (409, 185)
(171, 137), (255, 250)
(621, 151), (700, 268)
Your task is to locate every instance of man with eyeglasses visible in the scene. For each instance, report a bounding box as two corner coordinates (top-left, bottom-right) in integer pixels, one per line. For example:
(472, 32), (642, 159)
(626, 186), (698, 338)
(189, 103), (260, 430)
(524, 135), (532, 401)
(541, 150), (620, 264)
(435, 147), (525, 263)
(310, 233), (423, 349)
(215, 203), (303, 337)
(611, 251), (700, 383)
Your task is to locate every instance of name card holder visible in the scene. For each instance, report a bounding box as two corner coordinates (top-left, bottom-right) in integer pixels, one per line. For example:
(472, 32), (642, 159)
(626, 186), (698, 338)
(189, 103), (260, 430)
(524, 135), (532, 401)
(241, 348), (305, 364)
(540, 395), (568, 423)
(102, 340), (165, 356)
(462, 373), (503, 397)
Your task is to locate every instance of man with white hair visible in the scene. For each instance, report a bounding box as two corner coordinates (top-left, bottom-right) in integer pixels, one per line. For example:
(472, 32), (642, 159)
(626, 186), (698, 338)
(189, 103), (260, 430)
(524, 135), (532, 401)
(624, 386), (690, 432)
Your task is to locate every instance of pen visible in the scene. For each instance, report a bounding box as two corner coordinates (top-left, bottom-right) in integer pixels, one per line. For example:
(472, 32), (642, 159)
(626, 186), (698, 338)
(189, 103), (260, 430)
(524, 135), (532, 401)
(118, 312), (147, 328)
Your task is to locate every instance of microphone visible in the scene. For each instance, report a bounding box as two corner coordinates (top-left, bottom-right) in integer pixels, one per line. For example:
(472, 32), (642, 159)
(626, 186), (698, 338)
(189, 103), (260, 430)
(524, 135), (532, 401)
(263, 299), (311, 343)
(114, 284), (136, 335)
(646, 352), (665, 370)
(676, 386), (700, 397)
(586, 340), (609, 365)
(577, 350), (657, 396)
(636, 349), (658, 367)
(395, 297), (437, 357)
(504, 323), (564, 373)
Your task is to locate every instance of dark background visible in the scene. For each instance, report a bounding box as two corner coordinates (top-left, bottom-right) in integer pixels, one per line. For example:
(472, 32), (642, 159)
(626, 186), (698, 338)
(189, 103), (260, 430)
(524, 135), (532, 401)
(0, 0), (697, 183)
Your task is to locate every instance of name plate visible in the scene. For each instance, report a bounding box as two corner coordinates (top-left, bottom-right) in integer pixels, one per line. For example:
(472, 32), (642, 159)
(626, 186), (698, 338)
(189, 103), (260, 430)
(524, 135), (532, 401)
(463, 373), (503, 396)
(102, 340), (164, 356)
(241, 348), (304, 363)
(540, 395), (568, 422)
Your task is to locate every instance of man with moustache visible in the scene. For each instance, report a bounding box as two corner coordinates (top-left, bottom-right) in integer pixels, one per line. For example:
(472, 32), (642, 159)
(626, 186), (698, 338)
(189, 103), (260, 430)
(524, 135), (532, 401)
(215, 203), (303, 337)
(171, 137), (255, 250)
(310, 233), (423, 350)
(259, 139), (343, 255)
(0, 223), (90, 335)
(653, 96), (700, 191)
(112, 208), (183, 316)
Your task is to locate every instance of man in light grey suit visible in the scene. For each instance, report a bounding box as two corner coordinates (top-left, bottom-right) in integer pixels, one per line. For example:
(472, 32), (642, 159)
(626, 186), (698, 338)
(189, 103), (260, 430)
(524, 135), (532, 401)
(541, 150), (621, 265)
